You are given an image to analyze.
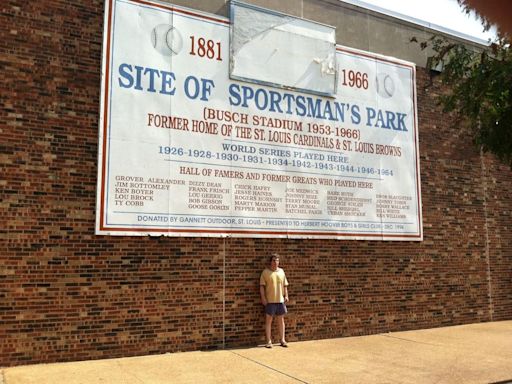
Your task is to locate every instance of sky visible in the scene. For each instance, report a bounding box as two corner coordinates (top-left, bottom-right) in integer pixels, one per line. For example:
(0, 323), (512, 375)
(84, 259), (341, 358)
(342, 0), (496, 43)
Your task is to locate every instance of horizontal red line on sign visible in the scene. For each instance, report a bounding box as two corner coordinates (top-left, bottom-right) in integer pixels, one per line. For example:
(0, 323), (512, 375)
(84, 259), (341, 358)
(99, 225), (421, 238)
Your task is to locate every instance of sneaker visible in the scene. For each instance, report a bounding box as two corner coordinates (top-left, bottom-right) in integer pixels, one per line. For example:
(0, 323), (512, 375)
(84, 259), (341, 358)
(265, 341), (273, 348)
(280, 341), (288, 348)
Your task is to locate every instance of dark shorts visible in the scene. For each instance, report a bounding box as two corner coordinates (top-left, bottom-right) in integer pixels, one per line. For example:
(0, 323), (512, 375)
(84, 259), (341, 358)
(265, 303), (287, 316)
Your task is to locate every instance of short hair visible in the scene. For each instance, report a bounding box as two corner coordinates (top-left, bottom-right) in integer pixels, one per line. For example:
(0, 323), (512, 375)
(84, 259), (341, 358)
(269, 253), (280, 262)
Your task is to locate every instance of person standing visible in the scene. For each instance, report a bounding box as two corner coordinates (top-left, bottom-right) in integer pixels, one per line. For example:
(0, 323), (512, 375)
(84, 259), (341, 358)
(259, 253), (289, 348)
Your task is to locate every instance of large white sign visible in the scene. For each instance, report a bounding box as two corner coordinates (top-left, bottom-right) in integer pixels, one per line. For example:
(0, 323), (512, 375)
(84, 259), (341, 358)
(96, 0), (422, 240)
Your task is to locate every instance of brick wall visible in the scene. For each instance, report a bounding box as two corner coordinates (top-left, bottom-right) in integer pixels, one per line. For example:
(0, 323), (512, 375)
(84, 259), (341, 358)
(1, 0), (511, 366)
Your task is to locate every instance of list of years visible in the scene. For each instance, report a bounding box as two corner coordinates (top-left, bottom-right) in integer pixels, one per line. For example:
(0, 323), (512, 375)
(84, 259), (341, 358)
(158, 144), (395, 178)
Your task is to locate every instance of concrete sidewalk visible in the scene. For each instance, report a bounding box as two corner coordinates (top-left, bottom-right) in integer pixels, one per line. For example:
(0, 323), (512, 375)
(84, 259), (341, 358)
(2, 321), (511, 384)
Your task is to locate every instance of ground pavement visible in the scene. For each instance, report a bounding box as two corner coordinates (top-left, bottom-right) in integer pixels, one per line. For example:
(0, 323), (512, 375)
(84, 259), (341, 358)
(2, 321), (512, 384)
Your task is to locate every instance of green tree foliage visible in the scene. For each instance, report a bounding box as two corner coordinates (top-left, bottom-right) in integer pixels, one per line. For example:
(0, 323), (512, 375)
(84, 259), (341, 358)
(416, 7), (512, 166)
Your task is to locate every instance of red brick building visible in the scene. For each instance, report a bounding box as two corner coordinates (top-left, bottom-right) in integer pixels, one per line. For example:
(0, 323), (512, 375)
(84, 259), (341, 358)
(1, 0), (511, 366)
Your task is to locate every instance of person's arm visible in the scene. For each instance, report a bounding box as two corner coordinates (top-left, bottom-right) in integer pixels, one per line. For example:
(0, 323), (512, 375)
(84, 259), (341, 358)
(260, 285), (268, 306)
(283, 272), (289, 303)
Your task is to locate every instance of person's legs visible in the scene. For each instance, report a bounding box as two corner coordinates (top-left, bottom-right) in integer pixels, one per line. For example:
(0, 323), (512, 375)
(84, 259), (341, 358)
(277, 315), (286, 344)
(265, 314), (273, 345)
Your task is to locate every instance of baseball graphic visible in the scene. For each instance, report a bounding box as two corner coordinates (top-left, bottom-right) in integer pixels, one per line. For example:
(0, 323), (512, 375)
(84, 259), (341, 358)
(151, 24), (183, 56)
(375, 72), (395, 98)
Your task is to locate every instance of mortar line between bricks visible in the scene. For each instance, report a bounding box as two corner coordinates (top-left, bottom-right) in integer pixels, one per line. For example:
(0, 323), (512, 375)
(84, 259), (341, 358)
(228, 351), (310, 384)
(480, 147), (494, 322)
